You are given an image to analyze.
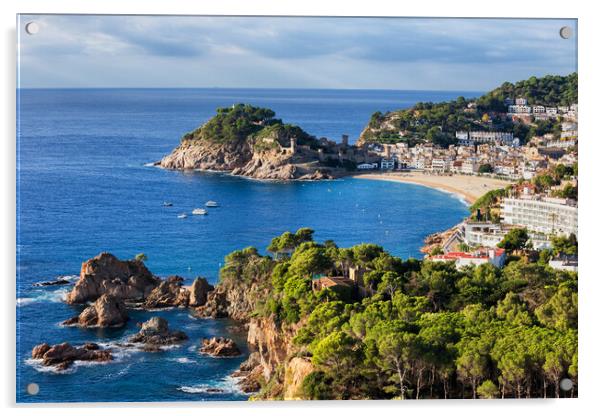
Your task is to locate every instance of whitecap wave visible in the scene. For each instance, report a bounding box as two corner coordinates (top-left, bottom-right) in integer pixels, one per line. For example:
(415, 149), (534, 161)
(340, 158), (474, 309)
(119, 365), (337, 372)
(17, 287), (70, 307)
(24, 358), (75, 374)
(178, 376), (248, 395)
(169, 357), (196, 364)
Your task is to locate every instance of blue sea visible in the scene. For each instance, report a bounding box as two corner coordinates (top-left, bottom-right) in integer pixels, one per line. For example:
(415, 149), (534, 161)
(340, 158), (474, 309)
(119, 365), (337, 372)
(16, 88), (473, 402)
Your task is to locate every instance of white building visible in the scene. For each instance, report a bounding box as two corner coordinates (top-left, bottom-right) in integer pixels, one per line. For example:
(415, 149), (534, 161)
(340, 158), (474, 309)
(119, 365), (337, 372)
(456, 131), (514, 146)
(357, 162), (378, 170)
(463, 222), (507, 248)
(515, 98), (528, 106)
(532, 105), (546, 114)
(380, 158), (395, 170)
(508, 105), (531, 114)
(501, 196), (578, 237)
(431, 248), (506, 269)
(431, 158), (450, 172)
(461, 159), (478, 174)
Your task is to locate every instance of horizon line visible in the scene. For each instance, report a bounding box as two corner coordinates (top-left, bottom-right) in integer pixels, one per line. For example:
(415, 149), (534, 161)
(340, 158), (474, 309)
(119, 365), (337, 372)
(16, 86), (484, 93)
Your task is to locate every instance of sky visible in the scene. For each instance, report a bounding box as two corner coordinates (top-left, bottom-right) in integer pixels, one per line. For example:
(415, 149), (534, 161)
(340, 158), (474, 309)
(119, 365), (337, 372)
(17, 15), (577, 91)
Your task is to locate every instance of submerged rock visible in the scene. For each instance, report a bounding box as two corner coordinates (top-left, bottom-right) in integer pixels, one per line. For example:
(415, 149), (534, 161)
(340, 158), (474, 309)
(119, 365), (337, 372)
(129, 317), (188, 347)
(33, 278), (71, 287)
(30, 342), (112, 371)
(66, 252), (160, 304)
(63, 294), (128, 328)
(188, 277), (214, 307)
(199, 337), (241, 357)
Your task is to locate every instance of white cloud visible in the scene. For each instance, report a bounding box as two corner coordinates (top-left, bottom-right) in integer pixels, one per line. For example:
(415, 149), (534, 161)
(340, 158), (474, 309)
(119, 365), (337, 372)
(17, 15), (577, 89)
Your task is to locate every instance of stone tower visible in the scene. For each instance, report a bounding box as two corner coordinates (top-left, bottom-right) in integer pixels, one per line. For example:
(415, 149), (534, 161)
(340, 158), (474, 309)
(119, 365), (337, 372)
(290, 137), (297, 154)
(341, 134), (349, 147)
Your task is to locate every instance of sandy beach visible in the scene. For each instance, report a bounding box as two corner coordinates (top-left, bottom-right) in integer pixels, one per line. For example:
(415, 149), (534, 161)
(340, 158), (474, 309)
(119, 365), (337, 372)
(354, 171), (513, 204)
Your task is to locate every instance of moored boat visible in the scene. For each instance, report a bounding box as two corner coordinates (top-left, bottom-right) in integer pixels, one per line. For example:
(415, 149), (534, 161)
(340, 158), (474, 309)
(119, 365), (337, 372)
(192, 208), (208, 215)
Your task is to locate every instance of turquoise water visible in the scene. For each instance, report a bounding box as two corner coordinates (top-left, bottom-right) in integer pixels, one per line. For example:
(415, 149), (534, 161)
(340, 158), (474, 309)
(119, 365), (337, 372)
(16, 88), (470, 402)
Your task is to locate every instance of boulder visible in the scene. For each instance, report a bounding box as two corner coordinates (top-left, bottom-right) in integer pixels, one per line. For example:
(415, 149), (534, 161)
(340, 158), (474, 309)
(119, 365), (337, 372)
(129, 317), (188, 347)
(143, 276), (190, 309)
(188, 277), (214, 307)
(199, 337), (241, 357)
(31, 342), (112, 370)
(66, 252), (160, 304)
(31, 343), (51, 359)
(63, 294), (129, 327)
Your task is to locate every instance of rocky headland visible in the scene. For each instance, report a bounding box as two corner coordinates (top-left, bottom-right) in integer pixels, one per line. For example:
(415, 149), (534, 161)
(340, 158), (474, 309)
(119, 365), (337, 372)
(157, 104), (362, 181)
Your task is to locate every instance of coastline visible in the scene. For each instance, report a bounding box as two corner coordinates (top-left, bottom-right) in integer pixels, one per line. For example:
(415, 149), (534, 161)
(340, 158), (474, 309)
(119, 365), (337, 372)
(354, 171), (513, 205)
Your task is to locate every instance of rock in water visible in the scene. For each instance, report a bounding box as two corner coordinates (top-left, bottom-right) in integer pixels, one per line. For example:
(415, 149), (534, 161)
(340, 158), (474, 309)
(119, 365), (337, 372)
(188, 277), (214, 307)
(143, 276), (190, 308)
(129, 317), (188, 347)
(63, 294), (129, 328)
(199, 337), (241, 357)
(31, 342), (112, 371)
(66, 252), (160, 304)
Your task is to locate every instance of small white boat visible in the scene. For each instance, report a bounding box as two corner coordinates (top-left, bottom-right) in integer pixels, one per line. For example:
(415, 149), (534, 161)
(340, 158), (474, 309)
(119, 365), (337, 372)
(205, 200), (219, 207)
(163, 201), (173, 207)
(192, 208), (208, 215)
(177, 213), (188, 219)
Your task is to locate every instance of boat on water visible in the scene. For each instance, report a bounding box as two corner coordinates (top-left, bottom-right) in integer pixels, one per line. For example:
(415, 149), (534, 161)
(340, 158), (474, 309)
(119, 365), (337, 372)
(177, 213), (188, 219)
(205, 200), (219, 207)
(163, 201), (173, 207)
(192, 208), (208, 215)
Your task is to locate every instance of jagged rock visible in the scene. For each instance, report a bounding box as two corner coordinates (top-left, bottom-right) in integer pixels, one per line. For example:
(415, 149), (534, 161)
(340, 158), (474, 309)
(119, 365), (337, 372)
(31, 343), (51, 359)
(66, 252), (160, 304)
(237, 365), (264, 393)
(63, 294), (129, 328)
(31, 342), (112, 370)
(195, 288), (229, 318)
(199, 337), (241, 357)
(189, 277), (213, 307)
(129, 317), (188, 347)
(143, 276), (190, 308)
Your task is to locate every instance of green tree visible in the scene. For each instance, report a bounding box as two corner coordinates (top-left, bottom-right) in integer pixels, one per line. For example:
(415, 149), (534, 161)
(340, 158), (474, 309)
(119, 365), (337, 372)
(497, 228), (530, 252)
(457, 348), (488, 399)
(134, 253), (147, 262)
(478, 163), (494, 174)
(535, 284), (578, 331)
(373, 321), (418, 399)
(477, 380), (499, 399)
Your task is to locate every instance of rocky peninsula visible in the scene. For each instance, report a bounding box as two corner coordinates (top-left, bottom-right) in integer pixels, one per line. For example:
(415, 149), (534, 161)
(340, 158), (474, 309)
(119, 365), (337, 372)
(158, 104), (366, 181)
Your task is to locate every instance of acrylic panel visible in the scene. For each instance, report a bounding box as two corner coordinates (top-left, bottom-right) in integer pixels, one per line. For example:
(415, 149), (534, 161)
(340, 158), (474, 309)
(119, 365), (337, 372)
(16, 15), (578, 402)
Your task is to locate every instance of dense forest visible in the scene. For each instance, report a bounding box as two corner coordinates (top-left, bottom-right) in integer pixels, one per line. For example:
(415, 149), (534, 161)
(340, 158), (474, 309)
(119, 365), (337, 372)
(360, 73), (577, 146)
(220, 228), (578, 400)
(183, 103), (318, 148)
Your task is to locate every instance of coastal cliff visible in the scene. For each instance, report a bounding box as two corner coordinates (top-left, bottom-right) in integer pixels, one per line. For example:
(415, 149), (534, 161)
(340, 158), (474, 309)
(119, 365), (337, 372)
(192, 244), (312, 399)
(159, 104), (348, 181)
